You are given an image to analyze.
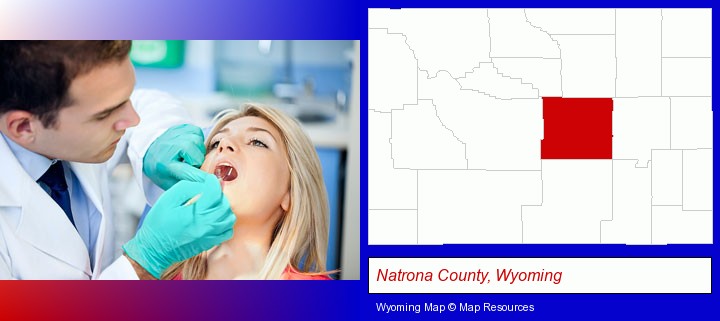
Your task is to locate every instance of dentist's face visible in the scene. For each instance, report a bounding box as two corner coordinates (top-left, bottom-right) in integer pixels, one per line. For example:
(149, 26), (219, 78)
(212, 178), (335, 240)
(32, 57), (140, 163)
(201, 116), (291, 225)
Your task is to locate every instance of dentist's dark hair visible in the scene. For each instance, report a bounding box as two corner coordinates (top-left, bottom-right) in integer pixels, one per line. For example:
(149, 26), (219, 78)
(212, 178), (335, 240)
(0, 41), (132, 128)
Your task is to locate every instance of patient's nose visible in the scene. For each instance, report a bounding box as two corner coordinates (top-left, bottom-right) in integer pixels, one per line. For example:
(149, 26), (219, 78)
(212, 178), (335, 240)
(218, 139), (235, 153)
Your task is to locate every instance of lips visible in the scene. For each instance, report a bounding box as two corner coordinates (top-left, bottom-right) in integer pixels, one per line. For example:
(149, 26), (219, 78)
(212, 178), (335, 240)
(112, 131), (125, 145)
(214, 163), (238, 182)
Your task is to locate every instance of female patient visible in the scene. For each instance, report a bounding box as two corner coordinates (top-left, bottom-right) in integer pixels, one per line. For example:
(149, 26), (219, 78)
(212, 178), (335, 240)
(162, 103), (332, 280)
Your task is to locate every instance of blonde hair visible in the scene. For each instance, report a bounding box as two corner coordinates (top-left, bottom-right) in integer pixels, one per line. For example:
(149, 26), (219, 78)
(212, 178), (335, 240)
(161, 103), (330, 280)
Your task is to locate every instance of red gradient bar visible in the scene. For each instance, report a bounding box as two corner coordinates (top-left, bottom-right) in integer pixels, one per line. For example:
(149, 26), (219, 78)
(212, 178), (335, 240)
(541, 97), (613, 159)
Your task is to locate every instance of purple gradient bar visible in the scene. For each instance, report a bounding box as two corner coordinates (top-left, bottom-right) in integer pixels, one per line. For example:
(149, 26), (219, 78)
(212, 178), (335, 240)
(0, 280), (359, 320)
(0, 0), (361, 39)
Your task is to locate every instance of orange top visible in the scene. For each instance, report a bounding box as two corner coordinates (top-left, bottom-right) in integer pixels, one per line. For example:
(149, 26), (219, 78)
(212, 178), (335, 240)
(281, 265), (333, 280)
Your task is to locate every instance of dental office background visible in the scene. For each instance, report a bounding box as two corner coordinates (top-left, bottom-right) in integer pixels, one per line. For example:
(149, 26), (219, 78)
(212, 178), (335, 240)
(110, 40), (360, 279)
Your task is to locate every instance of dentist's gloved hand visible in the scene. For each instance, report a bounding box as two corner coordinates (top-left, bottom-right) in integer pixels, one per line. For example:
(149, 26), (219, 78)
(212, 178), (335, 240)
(122, 172), (235, 279)
(143, 124), (206, 190)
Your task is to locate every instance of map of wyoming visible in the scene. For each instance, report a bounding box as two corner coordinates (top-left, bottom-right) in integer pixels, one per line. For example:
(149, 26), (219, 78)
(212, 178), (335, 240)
(368, 9), (712, 245)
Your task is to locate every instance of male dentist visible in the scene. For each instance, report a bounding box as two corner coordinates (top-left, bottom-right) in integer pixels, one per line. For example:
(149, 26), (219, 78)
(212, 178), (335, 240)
(0, 41), (234, 279)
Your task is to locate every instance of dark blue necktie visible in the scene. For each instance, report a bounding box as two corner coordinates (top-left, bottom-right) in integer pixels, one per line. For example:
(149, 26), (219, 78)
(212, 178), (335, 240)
(38, 161), (75, 227)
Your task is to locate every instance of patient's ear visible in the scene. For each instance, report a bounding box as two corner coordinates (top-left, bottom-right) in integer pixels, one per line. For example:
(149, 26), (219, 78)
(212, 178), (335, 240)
(281, 191), (290, 212)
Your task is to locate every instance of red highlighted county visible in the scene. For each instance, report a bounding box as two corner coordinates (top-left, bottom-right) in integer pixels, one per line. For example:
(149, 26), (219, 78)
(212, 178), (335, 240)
(541, 97), (613, 159)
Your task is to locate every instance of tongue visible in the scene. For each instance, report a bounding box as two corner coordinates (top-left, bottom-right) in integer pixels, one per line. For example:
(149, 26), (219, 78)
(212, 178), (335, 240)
(214, 165), (237, 181)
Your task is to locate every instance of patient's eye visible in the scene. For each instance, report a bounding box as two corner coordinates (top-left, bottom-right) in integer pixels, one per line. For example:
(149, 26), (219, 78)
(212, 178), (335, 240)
(250, 138), (268, 148)
(209, 139), (220, 150)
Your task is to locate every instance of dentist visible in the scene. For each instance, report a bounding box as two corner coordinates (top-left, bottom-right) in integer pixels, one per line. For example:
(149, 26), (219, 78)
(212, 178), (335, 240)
(0, 41), (235, 279)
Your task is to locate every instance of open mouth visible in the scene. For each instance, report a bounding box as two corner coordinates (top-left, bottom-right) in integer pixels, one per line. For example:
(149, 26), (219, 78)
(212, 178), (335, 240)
(214, 163), (238, 182)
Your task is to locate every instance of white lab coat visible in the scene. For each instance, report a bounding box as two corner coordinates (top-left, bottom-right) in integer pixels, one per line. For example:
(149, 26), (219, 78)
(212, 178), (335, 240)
(0, 89), (191, 279)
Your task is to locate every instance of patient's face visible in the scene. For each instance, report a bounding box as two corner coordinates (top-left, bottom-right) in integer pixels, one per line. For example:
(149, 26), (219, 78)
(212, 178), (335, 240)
(201, 116), (291, 224)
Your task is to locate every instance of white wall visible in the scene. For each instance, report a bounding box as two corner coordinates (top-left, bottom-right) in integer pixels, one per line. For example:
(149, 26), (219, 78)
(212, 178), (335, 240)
(341, 40), (360, 279)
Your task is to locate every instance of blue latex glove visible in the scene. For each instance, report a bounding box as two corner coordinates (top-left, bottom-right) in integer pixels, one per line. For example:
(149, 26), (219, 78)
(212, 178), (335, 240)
(143, 124), (206, 190)
(122, 172), (235, 278)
